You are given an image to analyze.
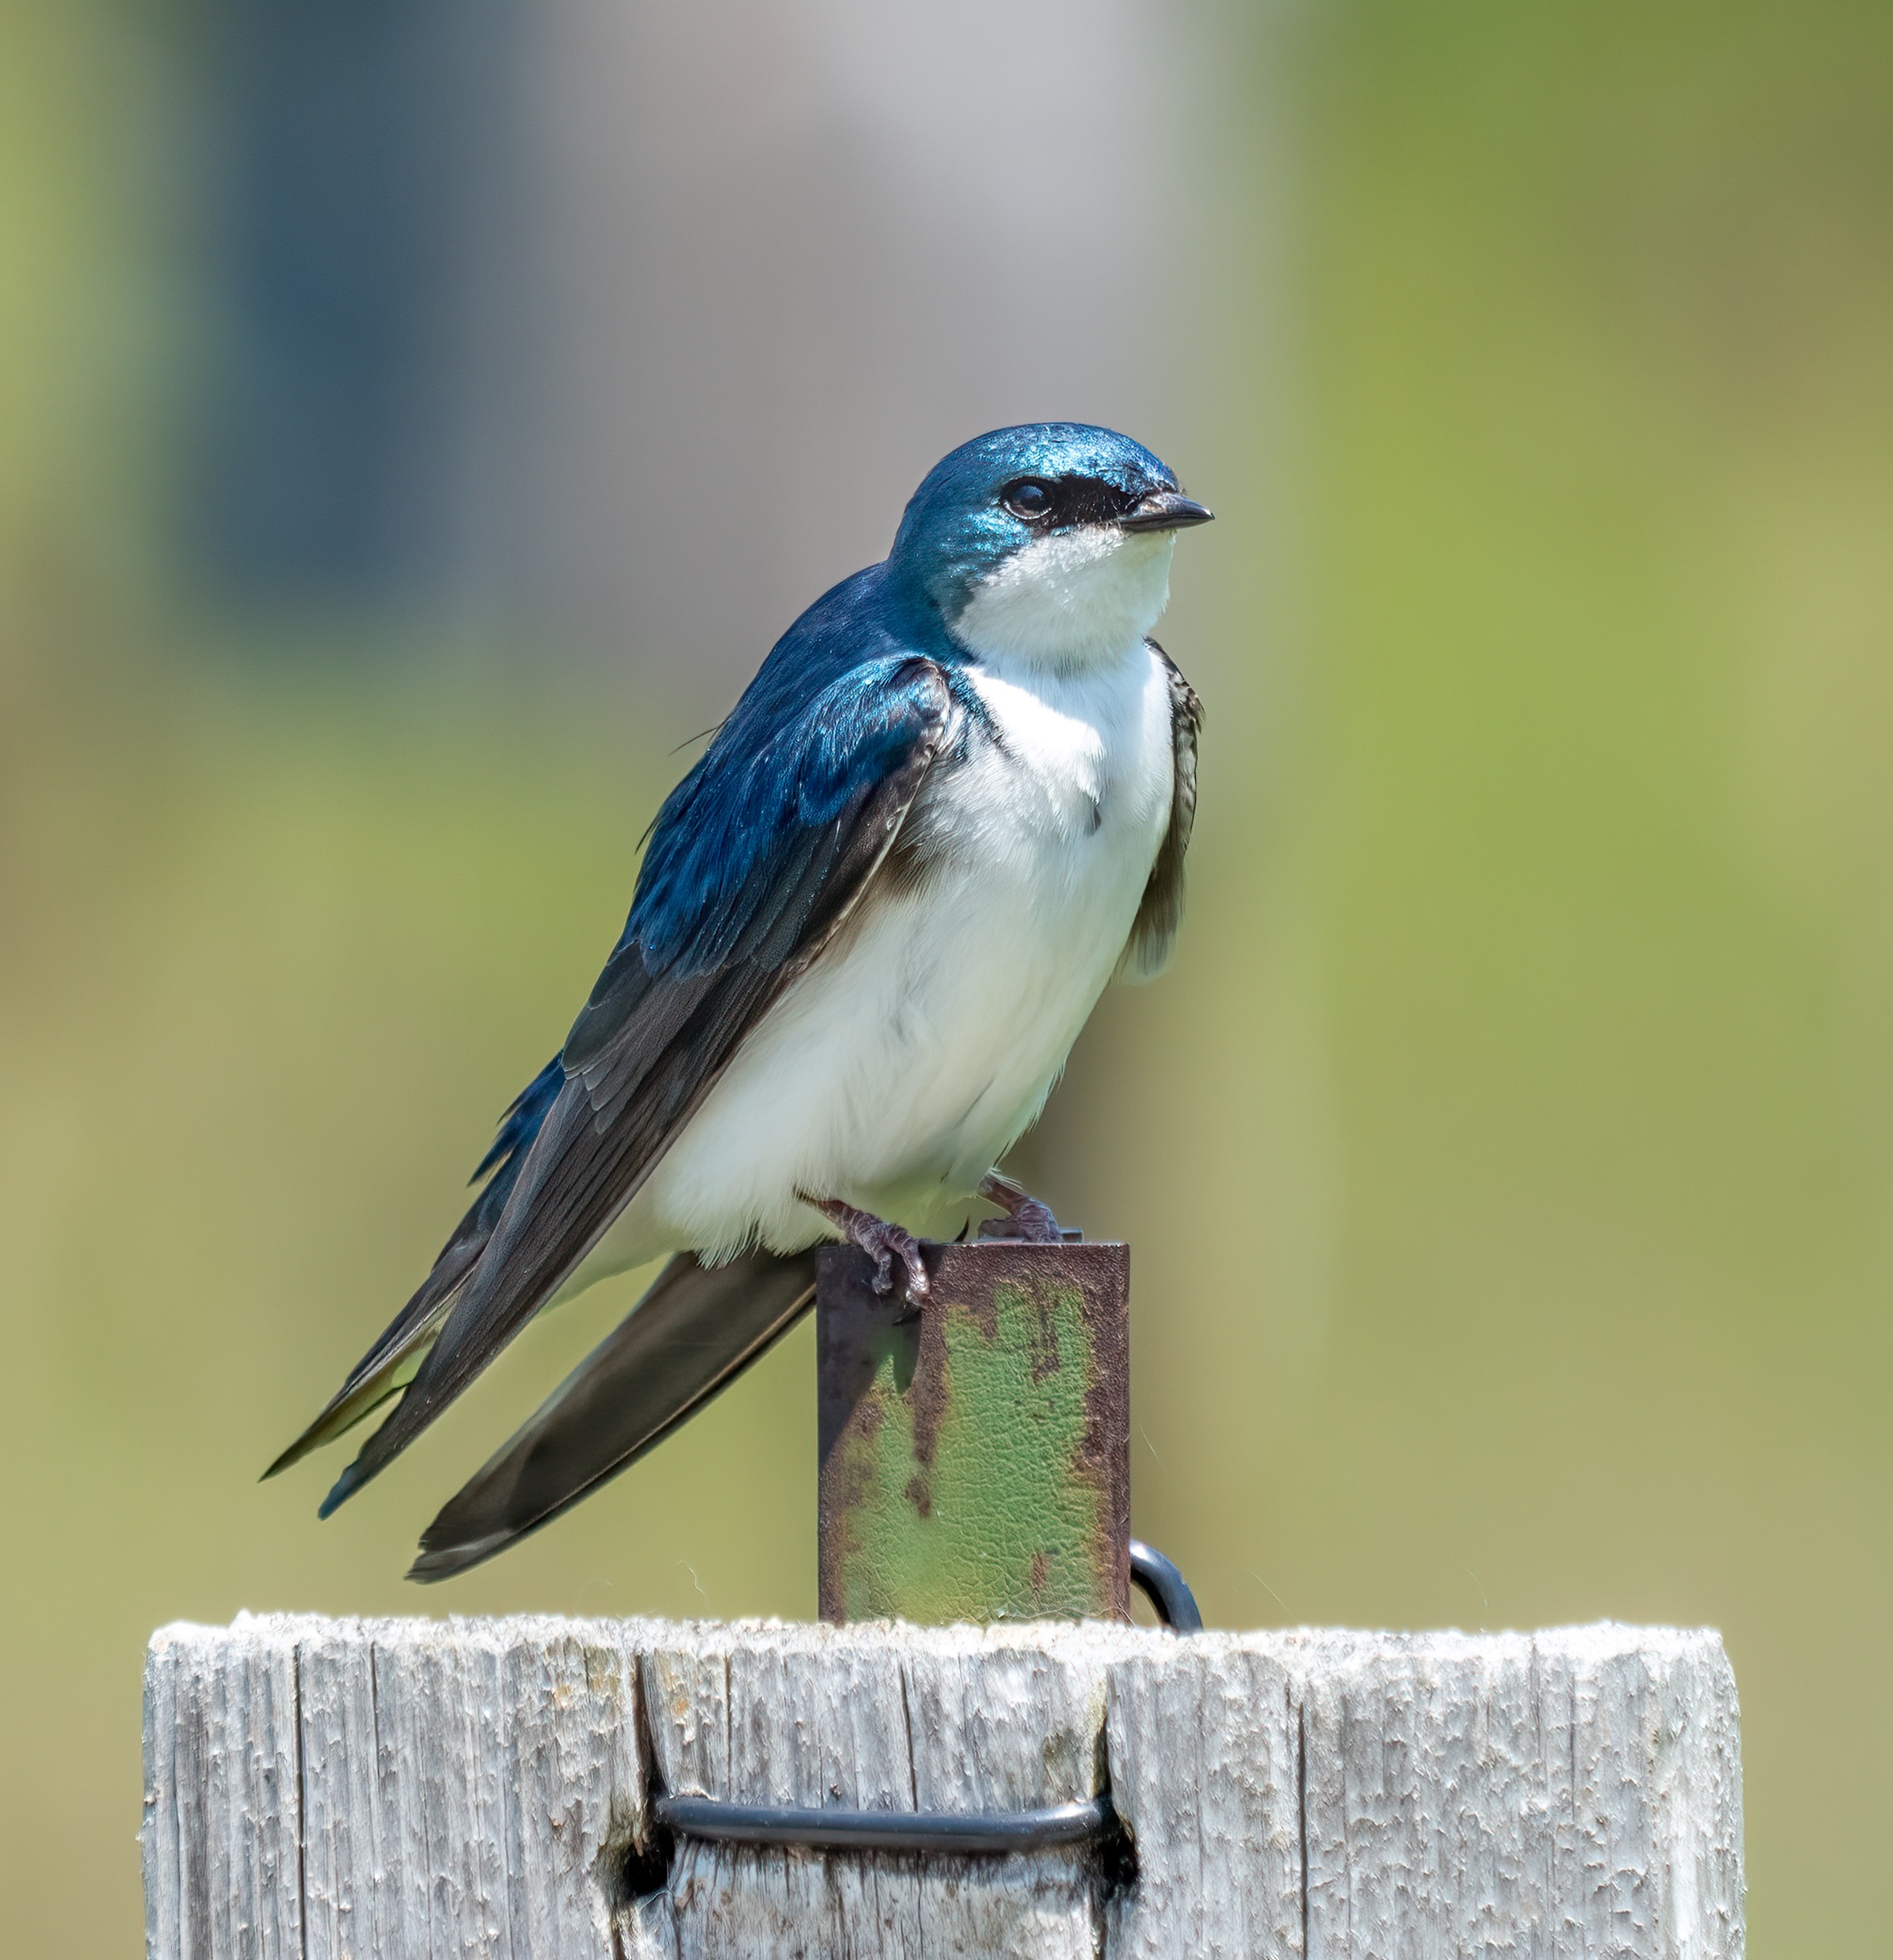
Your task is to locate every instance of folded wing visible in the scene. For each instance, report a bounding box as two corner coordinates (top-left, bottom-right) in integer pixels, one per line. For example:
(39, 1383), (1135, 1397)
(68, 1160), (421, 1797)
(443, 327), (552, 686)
(1117, 639), (1202, 982)
(285, 652), (953, 1514)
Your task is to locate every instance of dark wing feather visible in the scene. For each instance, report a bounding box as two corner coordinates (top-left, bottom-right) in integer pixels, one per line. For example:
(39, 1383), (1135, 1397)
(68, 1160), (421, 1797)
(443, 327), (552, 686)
(317, 654), (953, 1512)
(264, 1056), (565, 1478)
(1119, 639), (1202, 981)
(408, 1249), (819, 1581)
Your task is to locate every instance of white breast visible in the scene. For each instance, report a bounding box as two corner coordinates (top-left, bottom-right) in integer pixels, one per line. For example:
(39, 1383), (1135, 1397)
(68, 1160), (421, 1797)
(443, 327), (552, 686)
(952, 523), (1176, 669)
(580, 637), (1178, 1273)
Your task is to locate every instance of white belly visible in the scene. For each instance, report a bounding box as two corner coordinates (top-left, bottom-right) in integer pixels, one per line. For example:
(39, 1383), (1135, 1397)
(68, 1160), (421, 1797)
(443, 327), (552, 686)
(567, 640), (1176, 1279)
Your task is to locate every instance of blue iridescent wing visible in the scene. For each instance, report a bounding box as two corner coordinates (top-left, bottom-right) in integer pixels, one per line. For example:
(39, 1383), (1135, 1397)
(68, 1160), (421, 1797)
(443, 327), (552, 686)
(312, 651), (953, 1509)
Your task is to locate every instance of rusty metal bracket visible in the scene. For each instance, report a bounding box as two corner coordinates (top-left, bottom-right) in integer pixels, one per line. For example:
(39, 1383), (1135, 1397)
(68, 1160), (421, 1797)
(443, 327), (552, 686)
(817, 1239), (1131, 1624)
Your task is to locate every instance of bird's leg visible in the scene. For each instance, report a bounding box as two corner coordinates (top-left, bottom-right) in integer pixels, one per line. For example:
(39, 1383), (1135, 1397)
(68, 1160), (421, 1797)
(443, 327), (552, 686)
(801, 1193), (931, 1301)
(977, 1171), (1063, 1244)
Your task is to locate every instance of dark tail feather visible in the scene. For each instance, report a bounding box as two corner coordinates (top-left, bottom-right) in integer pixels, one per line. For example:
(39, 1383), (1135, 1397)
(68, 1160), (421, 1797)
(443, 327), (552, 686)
(406, 1247), (818, 1582)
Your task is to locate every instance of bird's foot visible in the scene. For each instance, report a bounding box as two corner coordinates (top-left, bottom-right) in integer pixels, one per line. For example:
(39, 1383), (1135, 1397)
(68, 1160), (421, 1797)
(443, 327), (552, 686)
(977, 1171), (1063, 1244)
(801, 1193), (930, 1301)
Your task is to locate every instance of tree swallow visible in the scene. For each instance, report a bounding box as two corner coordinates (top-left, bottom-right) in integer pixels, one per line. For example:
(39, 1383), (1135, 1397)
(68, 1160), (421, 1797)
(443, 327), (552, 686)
(267, 423), (1211, 1578)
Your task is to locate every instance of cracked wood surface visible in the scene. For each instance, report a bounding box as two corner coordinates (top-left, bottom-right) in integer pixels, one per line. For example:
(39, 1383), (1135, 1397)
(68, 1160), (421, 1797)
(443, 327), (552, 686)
(143, 1617), (1743, 1958)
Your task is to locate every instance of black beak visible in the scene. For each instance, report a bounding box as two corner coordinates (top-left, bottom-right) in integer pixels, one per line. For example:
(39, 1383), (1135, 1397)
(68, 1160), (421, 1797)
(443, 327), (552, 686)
(1120, 490), (1215, 534)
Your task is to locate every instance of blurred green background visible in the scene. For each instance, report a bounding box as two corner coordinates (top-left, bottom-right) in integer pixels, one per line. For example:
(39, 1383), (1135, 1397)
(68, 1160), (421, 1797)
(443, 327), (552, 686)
(3, 3), (1890, 1954)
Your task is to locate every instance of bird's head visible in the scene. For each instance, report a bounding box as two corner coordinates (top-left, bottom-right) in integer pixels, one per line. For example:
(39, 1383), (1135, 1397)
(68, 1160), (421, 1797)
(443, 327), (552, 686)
(889, 423), (1211, 672)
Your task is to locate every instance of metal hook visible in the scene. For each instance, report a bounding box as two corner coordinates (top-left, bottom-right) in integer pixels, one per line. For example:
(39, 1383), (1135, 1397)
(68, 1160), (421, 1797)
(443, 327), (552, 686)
(1129, 1540), (1203, 1631)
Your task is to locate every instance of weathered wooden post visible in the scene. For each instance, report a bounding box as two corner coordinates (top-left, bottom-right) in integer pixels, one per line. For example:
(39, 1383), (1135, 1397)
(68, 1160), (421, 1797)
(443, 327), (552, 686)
(141, 1240), (1748, 1956)
(143, 1616), (1745, 1958)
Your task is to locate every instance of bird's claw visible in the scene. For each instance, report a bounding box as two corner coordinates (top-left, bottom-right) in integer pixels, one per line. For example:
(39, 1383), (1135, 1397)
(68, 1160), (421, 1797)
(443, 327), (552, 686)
(801, 1192), (931, 1302)
(1008, 1195), (1063, 1243)
(977, 1171), (1063, 1244)
(870, 1226), (930, 1301)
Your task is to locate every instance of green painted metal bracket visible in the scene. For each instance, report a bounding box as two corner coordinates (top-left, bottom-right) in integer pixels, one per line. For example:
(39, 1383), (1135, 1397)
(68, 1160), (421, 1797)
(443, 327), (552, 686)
(817, 1240), (1131, 1625)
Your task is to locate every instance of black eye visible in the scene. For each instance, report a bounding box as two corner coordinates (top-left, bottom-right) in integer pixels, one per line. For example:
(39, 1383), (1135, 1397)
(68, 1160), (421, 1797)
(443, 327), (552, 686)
(1002, 479), (1053, 521)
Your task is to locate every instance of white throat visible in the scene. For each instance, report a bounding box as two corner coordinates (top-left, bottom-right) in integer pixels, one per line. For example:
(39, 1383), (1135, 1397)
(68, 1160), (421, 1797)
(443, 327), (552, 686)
(951, 527), (1175, 674)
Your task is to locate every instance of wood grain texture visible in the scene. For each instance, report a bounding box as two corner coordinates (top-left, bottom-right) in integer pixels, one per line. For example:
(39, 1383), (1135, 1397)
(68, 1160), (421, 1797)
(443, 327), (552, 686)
(643, 1621), (1130, 1958)
(143, 1615), (305, 1960)
(1297, 1626), (1745, 1960)
(1105, 1634), (1305, 1959)
(146, 1614), (649, 1960)
(143, 1617), (1743, 1958)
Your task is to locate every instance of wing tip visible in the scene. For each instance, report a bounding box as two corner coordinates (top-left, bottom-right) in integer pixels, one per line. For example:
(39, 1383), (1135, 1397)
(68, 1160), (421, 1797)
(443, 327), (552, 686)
(317, 1458), (370, 1519)
(261, 1413), (339, 1483)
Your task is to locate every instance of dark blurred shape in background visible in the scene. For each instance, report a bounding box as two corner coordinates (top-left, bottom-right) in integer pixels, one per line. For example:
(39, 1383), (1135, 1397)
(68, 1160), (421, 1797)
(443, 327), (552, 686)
(194, 2), (527, 609)
(2, 5), (1888, 1955)
(187, 2), (1206, 699)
